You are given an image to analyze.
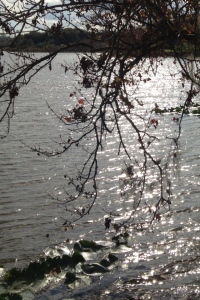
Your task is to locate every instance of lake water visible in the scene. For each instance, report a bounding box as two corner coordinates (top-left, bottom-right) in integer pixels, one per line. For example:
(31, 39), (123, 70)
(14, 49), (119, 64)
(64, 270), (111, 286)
(1, 53), (200, 299)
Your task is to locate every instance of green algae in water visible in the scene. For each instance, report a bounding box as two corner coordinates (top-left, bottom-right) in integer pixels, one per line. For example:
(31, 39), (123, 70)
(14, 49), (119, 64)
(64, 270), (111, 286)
(71, 252), (85, 265)
(0, 293), (23, 300)
(65, 272), (77, 284)
(81, 263), (110, 275)
(100, 254), (118, 268)
(79, 240), (105, 251)
(108, 254), (118, 263)
(0, 239), (120, 297)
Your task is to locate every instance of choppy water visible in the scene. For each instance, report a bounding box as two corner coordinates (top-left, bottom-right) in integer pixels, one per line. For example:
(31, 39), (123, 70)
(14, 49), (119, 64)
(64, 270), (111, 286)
(1, 53), (200, 299)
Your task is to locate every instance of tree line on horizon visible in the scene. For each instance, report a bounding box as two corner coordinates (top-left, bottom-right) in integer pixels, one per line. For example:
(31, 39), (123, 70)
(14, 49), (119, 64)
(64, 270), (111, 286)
(0, 24), (198, 55)
(0, 28), (91, 51)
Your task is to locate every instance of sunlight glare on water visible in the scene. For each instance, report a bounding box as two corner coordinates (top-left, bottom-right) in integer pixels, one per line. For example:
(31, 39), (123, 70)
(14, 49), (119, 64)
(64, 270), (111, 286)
(1, 54), (200, 298)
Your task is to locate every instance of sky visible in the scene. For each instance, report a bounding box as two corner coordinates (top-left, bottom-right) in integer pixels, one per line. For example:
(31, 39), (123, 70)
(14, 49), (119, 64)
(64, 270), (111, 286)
(0, 0), (80, 35)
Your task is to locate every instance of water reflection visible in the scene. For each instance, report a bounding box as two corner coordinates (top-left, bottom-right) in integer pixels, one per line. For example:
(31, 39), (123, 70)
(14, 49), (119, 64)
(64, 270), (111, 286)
(1, 54), (200, 298)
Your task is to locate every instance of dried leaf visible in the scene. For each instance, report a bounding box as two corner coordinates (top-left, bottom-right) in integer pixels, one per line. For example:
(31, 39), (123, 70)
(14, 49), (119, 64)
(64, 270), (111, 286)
(65, 117), (71, 122)
(78, 99), (84, 104)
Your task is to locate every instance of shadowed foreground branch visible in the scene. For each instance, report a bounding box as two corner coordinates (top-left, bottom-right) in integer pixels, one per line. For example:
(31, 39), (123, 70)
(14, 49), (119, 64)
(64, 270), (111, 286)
(1, 0), (200, 232)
